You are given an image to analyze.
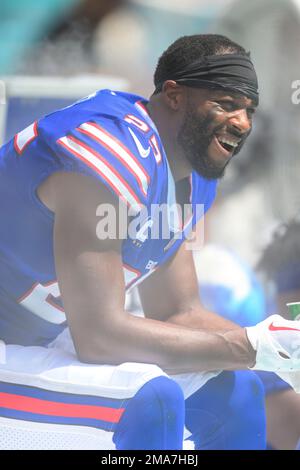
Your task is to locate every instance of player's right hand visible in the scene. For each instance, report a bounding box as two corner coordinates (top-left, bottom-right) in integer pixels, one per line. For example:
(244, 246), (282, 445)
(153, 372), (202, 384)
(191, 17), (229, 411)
(245, 314), (300, 372)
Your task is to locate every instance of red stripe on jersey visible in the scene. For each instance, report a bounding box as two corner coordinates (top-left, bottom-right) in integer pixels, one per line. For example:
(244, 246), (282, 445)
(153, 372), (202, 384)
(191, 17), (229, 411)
(77, 122), (150, 194)
(58, 135), (142, 210)
(123, 263), (141, 276)
(0, 392), (124, 423)
(136, 101), (151, 118)
(45, 294), (65, 313)
(124, 115), (150, 132)
(17, 282), (39, 303)
(149, 134), (162, 164)
(17, 279), (59, 303)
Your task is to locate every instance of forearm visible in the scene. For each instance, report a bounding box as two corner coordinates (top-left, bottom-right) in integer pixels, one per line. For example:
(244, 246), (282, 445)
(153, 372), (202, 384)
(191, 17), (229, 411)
(165, 302), (241, 331)
(75, 311), (255, 373)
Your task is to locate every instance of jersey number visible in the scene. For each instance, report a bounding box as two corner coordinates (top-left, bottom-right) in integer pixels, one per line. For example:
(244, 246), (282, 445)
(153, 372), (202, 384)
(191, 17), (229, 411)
(19, 281), (66, 324)
(14, 121), (38, 155)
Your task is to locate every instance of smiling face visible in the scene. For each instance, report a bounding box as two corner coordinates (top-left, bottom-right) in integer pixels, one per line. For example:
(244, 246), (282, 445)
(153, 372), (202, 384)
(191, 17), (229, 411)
(177, 88), (257, 179)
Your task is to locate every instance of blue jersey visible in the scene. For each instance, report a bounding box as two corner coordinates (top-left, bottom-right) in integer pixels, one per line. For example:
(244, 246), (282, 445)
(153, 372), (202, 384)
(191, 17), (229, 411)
(0, 90), (217, 346)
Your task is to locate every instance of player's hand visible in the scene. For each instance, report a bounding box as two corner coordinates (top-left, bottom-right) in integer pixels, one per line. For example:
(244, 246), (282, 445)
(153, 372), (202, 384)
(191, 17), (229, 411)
(245, 314), (300, 372)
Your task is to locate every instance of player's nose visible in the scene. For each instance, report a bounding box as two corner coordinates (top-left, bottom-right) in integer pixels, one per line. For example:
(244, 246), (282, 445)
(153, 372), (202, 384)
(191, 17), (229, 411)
(229, 109), (252, 134)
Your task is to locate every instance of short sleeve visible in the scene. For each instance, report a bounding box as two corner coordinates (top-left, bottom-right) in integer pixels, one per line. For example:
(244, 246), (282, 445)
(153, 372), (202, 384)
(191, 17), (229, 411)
(41, 118), (151, 214)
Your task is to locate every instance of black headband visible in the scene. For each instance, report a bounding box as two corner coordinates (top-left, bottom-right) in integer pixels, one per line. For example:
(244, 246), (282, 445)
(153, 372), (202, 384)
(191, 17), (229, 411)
(155, 54), (259, 104)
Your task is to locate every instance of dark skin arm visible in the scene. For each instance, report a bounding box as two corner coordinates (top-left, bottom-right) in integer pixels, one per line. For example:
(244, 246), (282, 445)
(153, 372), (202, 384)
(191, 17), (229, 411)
(138, 239), (246, 373)
(45, 172), (255, 372)
(138, 239), (241, 330)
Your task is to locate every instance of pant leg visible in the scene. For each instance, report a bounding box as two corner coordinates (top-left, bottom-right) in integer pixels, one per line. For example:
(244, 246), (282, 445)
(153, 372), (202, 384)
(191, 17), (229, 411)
(113, 376), (185, 450)
(0, 340), (170, 449)
(185, 370), (266, 450)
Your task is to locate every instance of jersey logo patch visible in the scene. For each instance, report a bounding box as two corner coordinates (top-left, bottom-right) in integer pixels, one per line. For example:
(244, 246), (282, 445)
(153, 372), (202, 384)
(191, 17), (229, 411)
(128, 127), (150, 159)
(268, 322), (300, 332)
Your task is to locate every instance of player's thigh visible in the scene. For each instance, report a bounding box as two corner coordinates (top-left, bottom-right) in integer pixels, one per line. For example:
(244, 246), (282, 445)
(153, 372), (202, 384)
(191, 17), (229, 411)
(0, 340), (167, 449)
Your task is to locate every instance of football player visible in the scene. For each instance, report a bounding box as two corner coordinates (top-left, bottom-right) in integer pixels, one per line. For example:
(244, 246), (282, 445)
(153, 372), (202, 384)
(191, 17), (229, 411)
(0, 34), (298, 449)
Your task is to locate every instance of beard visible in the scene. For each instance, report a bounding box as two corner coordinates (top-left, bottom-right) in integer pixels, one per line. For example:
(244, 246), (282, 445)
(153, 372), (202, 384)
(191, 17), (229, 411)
(177, 106), (246, 180)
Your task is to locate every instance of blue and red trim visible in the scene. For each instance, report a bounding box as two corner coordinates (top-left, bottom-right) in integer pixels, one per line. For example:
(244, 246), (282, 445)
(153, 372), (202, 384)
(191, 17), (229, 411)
(0, 381), (129, 431)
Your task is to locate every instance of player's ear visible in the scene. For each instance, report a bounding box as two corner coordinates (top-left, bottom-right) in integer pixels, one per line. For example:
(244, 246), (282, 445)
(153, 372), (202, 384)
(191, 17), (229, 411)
(161, 80), (185, 111)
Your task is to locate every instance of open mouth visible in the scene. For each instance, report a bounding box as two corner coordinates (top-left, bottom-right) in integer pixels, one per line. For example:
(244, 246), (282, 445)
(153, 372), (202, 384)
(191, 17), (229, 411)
(213, 135), (240, 156)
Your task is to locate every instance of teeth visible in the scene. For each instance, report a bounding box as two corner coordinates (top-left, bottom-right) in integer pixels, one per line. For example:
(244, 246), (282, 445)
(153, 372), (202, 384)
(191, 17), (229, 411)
(218, 137), (239, 148)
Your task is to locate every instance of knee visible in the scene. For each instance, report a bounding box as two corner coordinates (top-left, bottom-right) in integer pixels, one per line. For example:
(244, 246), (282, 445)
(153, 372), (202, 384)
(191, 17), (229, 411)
(210, 370), (265, 416)
(113, 376), (185, 450)
(243, 370), (265, 399)
(134, 376), (185, 427)
(234, 370), (265, 409)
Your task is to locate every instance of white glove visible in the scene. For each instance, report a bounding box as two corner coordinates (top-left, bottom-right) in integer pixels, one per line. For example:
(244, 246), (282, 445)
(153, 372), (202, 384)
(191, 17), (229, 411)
(246, 314), (300, 372)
